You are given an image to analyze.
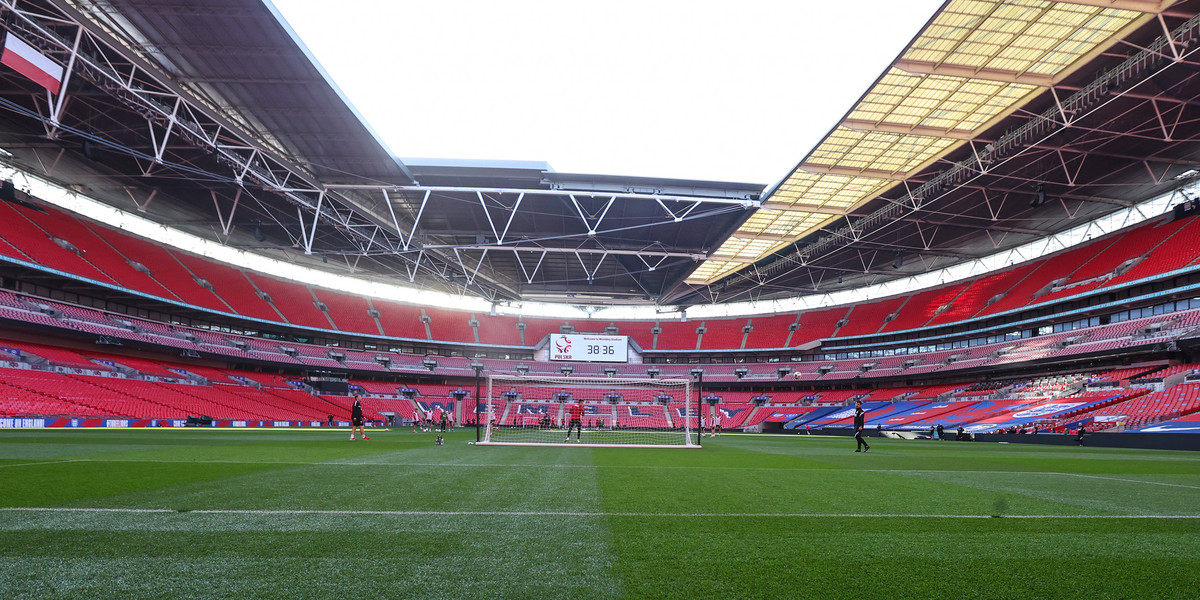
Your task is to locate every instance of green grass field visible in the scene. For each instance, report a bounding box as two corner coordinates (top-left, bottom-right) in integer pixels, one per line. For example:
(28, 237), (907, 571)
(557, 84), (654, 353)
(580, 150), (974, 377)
(1, 429), (1199, 599)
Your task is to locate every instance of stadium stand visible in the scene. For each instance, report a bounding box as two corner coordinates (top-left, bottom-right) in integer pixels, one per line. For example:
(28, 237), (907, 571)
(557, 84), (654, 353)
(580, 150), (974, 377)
(607, 320), (656, 351)
(518, 317), (567, 346)
(881, 282), (971, 333)
(474, 313), (522, 346)
(836, 297), (905, 338)
(373, 301), (427, 340)
(4, 195), (1200, 436)
(245, 274), (331, 329)
(698, 318), (748, 350)
(422, 306), (476, 344)
(742, 314), (797, 349)
(654, 321), (700, 351)
(82, 224), (227, 312)
(313, 288), (381, 336)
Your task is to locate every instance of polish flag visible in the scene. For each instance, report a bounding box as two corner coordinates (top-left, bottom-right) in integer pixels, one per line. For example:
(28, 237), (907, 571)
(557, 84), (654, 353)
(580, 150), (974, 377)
(2, 34), (64, 95)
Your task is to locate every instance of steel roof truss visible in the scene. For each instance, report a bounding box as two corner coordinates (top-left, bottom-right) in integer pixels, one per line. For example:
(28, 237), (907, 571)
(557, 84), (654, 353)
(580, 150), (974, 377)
(568, 194), (616, 236)
(48, 26), (83, 126)
(637, 246), (670, 272)
(211, 188), (241, 238)
(453, 247), (488, 286)
(513, 249), (549, 285)
(1150, 97), (1185, 141)
(477, 191), (524, 244)
(297, 191), (323, 255)
(655, 198), (703, 223)
(124, 186), (157, 212)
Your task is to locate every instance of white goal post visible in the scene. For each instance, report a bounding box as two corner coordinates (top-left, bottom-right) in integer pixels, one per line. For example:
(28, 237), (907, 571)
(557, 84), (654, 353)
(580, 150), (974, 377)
(478, 374), (699, 448)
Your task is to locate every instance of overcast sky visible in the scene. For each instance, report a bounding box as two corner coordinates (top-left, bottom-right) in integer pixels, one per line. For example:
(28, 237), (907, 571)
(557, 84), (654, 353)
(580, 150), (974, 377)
(269, 0), (946, 186)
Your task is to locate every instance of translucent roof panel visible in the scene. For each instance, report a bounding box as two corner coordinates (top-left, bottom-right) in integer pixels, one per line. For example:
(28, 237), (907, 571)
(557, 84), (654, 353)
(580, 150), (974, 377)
(848, 68), (1037, 134)
(769, 171), (893, 210)
(807, 127), (958, 175)
(906, 1), (1142, 77)
(690, 0), (1155, 290)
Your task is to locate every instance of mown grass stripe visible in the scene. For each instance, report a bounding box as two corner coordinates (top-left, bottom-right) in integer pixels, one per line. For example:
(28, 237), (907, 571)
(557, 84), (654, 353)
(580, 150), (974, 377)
(2, 507), (1198, 519)
(20, 458), (1200, 485)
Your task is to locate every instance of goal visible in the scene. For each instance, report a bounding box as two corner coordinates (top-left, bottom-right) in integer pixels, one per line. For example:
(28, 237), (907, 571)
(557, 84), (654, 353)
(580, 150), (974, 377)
(478, 374), (699, 448)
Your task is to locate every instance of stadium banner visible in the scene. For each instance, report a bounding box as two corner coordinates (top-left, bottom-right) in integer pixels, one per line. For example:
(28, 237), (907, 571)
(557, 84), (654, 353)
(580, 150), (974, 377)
(548, 333), (628, 363)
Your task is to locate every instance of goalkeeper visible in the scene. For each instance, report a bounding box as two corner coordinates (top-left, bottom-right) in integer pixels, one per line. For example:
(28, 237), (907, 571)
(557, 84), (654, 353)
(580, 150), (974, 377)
(565, 399), (584, 442)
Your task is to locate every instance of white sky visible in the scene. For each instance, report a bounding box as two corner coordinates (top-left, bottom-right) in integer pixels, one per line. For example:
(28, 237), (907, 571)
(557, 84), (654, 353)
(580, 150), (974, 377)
(268, 0), (946, 186)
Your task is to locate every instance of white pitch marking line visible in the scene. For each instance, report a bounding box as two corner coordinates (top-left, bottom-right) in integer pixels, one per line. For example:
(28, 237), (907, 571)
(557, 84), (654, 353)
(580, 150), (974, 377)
(1061, 472), (1200, 490)
(0, 459), (89, 469)
(1, 507), (1198, 519)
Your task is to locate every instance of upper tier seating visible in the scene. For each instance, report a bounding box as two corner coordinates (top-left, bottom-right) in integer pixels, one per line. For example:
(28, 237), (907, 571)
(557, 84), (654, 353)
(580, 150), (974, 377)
(422, 306), (475, 344)
(245, 274), (331, 329)
(699, 318), (748, 350)
(172, 253), (280, 322)
(836, 297), (906, 338)
(606, 320), (657, 350)
(654, 321), (700, 351)
(742, 314), (797, 349)
(881, 282), (971, 332)
(373, 301), (427, 340)
(3, 198), (1200, 356)
(1104, 217), (1200, 286)
(314, 288), (381, 336)
(519, 317), (567, 346)
(475, 313), (522, 346)
(82, 223), (228, 312)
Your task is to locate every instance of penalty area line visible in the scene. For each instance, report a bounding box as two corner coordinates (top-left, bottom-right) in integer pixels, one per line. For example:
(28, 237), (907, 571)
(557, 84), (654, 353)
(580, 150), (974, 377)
(2, 507), (1198, 519)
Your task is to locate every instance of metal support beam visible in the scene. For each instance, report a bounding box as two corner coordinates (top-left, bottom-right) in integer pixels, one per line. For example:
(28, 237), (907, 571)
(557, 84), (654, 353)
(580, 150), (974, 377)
(1049, 0), (1176, 13)
(841, 118), (977, 141)
(330, 184), (761, 207)
(758, 201), (853, 216)
(799, 163), (908, 181)
(893, 58), (1056, 86)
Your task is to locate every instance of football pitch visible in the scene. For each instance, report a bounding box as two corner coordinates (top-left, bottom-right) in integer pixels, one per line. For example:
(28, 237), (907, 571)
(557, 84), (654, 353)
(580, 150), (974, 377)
(1, 429), (1199, 599)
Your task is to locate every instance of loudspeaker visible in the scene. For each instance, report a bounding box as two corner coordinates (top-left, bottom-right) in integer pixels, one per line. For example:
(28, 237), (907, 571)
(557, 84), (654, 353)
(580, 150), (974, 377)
(82, 139), (100, 161)
(0, 180), (15, 203)
(1031, 182), (1047, 208)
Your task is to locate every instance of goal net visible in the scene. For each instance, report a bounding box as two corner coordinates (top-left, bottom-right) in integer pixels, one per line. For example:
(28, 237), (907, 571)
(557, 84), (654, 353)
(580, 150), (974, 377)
(479, 375), (699, 448)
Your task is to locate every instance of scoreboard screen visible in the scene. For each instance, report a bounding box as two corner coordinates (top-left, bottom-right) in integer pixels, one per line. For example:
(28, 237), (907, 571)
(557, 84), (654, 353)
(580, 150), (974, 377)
(548, 333), (629, 363)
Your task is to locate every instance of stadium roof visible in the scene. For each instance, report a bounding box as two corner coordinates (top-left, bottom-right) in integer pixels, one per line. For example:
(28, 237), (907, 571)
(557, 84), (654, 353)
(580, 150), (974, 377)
(689, 0), (1163, 286)
(1, 0), (1199, 311)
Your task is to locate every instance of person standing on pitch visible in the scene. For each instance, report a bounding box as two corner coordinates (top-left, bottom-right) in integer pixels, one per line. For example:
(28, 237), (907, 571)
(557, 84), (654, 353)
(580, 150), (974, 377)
(853, 400), (869, 453)
(565, 399), (584, 442)
(350, 394), (369, 441)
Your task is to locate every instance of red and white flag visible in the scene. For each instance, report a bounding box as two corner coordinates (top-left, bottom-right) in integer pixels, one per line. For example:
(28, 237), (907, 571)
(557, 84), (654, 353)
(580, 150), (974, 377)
(2, 34), (64, 95)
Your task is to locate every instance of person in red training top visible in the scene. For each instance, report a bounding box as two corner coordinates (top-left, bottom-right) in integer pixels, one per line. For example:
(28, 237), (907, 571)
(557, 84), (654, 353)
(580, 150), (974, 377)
(350, 394), (369, 441)
(565, 399), (584, 443)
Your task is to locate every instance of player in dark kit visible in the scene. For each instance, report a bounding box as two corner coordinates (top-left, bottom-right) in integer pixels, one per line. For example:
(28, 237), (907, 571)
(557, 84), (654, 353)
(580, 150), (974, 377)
(853, 399), (869, 452)
(565, 400), (584, 442)
(350, 394), (369, 441)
